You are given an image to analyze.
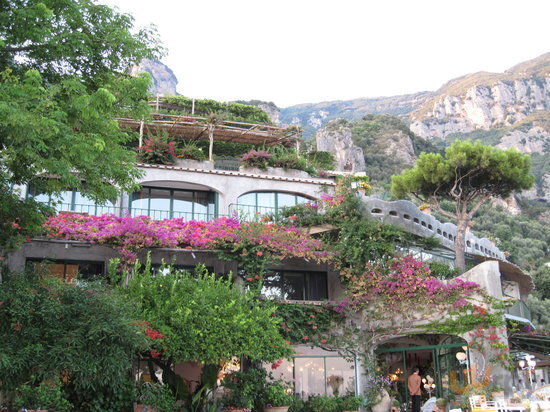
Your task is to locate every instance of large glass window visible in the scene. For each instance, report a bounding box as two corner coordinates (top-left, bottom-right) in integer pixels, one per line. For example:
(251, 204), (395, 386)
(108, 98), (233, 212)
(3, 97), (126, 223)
(294, 356), (356, 399)
(266, 356), (357, 400)
(236, 191), (310, 220)
(26, 259), (104, 283)
(130, 187), (216, 221)
(262, 271), (328, 301)
(28, 187), (117, 215)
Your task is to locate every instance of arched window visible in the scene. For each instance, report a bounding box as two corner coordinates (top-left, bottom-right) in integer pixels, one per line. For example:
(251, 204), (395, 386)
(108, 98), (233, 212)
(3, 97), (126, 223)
(130, 187), (216, 220)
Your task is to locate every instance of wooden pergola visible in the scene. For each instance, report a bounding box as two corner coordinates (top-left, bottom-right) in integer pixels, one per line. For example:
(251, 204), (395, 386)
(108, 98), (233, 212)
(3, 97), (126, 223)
(117, 114), (300, 160)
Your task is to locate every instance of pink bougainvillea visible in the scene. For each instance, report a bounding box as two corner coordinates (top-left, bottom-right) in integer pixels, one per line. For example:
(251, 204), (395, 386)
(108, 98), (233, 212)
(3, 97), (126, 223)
(335, 255), (482, 314)
(43, 214), (331, 264)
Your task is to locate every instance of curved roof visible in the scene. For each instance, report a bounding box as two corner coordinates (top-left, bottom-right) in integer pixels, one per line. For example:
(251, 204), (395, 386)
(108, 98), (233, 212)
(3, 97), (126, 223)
(471, 254), (534, 295)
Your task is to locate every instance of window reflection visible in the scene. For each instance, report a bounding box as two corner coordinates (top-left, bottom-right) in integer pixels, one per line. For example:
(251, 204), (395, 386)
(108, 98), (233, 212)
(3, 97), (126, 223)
(29, 187), (116, 215)
(236, 192), (312, 219)
(294, 357), (355, 399)
(131, 187), (216, 220)
(262, 271), (328, 301)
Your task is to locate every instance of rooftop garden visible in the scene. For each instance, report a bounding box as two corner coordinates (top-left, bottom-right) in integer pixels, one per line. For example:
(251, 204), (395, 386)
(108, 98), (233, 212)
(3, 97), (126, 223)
(154, 95), (274, 125)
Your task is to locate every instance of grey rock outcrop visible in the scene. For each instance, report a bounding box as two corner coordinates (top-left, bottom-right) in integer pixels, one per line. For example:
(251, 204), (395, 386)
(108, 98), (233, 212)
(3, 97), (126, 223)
(410, 78), (550, 139)
(130, 59), (179, 96)
(315, 120), (366, 172)
(410, 53), (550, 140)
(380, 129), (417, 164)
(496, 126), (549, 154)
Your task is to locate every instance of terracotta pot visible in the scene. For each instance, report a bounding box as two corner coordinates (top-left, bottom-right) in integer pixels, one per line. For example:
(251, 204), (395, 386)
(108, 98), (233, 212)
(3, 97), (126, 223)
(264, 407), (290, 412)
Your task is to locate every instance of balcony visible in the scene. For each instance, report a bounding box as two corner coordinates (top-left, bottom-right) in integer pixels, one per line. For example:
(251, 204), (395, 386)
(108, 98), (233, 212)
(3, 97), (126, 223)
(505, 299), (532, 322)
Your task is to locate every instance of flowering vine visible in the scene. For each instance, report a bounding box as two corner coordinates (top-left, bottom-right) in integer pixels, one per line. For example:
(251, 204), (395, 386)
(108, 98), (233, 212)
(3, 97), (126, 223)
(43, 214), (331, 271)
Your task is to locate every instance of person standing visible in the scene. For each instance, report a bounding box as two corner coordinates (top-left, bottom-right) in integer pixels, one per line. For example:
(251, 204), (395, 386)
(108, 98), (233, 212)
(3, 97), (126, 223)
(408, 367), (422, 412)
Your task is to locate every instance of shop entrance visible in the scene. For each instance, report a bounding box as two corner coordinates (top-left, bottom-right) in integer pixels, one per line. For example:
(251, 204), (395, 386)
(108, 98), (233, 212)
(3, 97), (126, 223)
(376, 335), (471, 411)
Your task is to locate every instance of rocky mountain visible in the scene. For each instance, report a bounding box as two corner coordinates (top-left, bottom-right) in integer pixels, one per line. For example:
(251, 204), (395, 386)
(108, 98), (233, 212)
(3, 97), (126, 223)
(315, 119), (366, 172)
(315, 115), (438, 185)
(281, 53), (550, 201)
(279, 92), (434, 138)
(130, 59), (179, 96)
(410, 53), (550, 140)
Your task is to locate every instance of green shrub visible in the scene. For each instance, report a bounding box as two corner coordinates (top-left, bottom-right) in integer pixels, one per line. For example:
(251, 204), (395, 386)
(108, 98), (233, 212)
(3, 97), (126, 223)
(306, 395), (340, 412)
(308, 151), (335, 170)
(137, 382), (178, 412)
(263, 379), (295, 407)
(14, 379), (73, 412)
(176, 140), (207, 161)
(138, 134), (177, 165)
(338, 395), (363, 411)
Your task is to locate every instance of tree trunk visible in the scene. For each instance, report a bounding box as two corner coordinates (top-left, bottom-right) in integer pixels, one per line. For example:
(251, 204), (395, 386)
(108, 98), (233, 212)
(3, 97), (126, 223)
(455, 219), (468, 273)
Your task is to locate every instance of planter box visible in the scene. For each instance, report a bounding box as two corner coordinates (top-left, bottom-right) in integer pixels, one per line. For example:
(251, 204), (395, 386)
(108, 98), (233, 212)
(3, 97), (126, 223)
(264, 407), (289, 412)
(239, 166), (311, 179)
(174, 159), (214, 170)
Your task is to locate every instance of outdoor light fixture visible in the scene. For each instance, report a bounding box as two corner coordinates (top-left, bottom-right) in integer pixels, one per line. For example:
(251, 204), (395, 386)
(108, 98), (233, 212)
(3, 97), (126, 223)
(456, 352), (467, 361)
(422, 376), (436, 397)
(517, 354), (537, 389)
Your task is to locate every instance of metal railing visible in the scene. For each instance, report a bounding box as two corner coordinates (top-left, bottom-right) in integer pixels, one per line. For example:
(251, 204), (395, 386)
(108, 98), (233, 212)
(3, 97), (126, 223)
(214, 157), (240, 171)
(53, 202), (123, 216)
(129, 207), (213, 221)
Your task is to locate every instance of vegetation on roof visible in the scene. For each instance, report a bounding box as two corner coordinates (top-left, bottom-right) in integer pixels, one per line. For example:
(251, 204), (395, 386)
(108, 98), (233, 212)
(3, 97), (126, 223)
(157, 95), (273, 125)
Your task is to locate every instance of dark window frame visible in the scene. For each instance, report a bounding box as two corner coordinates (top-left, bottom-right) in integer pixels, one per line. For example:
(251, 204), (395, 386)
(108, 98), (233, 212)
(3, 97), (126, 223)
(130, 186), (217, 220)
(26, 258), (105, 282)
(262, 269), (328, 301)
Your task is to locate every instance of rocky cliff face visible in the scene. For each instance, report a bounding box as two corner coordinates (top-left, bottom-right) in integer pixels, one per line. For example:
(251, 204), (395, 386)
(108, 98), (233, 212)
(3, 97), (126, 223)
(130, 59), (179, 95)
(315, 120), (366, 172)
(410, 53), (550, 140)
(280, 92), (434, 138)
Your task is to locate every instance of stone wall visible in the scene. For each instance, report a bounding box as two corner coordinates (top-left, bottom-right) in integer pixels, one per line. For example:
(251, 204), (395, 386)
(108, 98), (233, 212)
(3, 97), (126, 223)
(360, 197), (506, 260)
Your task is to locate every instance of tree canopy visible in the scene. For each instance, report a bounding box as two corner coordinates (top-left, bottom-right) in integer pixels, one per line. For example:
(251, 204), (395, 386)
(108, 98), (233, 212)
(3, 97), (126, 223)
(391, 140), (534, 272)
(126, 264), (293, 366)
(0, 0), (163, 254)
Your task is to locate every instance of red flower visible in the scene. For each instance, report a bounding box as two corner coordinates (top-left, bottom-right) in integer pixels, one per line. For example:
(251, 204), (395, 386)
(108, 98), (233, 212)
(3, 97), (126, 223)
(246, 277), (253, 282)
(320, 339), (327, 343)
(254, 275), (260, 279)
(289, 216), (298, 220)
(13, 323), (21, 331)
(150, 349), (160, 358)
(302, 336), (309, 340)
(256, 251), (263, 256)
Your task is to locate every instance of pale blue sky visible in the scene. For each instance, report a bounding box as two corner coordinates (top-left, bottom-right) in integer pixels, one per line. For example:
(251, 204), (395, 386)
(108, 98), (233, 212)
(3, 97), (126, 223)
(103, 0), (550, 107)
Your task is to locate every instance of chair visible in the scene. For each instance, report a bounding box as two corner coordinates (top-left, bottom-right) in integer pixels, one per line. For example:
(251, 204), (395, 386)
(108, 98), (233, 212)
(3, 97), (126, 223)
(469, 395), (504, 412)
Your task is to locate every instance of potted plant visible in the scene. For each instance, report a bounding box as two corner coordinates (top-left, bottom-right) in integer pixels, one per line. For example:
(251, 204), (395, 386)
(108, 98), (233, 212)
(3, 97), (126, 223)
(240, 150), (272, 170)
(136, 382), (178, 412)
(137, 134), (177, 165)
(436, 398), (447, 412)
(263, 379), (295, 412)
(339, 395), (363, 412)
